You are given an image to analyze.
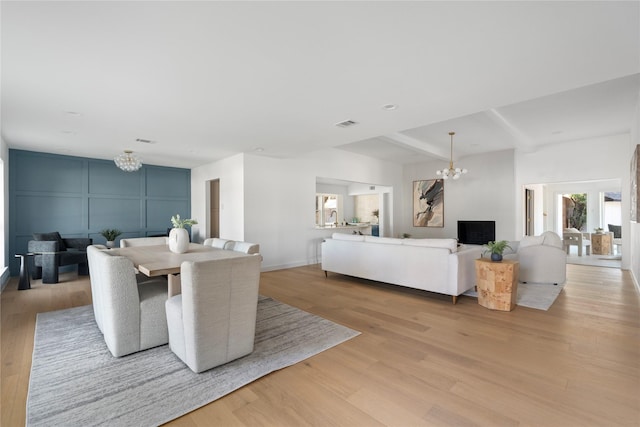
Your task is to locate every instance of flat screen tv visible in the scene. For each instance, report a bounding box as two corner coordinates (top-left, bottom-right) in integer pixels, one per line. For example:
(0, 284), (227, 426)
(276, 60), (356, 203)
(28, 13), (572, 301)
(457, 221), (495, 245)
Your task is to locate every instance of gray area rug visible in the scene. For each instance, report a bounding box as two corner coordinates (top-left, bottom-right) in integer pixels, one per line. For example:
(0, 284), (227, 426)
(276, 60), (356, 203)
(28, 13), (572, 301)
(27, 296), (360, 426)
(463, 282), (566, 311)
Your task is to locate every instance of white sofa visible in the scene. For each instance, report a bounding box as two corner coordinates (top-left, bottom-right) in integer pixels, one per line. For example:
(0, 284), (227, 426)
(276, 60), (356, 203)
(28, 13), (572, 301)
(321, 233), (484, 303)
(504, 231), (567, 285)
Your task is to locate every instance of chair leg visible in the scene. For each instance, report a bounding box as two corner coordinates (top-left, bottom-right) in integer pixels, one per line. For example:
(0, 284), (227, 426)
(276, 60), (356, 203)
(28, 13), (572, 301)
(32, 265), (42, 280)
(78, 262), (89, 276)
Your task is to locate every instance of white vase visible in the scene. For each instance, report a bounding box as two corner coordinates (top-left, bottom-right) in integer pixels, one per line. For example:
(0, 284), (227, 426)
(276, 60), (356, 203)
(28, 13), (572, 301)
(106, 240), (115, 249)
(169, 228), (189, 254)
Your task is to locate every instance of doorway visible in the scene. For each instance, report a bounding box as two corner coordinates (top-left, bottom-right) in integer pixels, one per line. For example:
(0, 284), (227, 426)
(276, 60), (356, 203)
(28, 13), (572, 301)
(208, 179), (220, 238)
(562, 193), (587, 230)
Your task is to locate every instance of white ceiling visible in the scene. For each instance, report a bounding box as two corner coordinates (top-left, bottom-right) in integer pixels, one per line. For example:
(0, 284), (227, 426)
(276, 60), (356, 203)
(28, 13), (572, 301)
(2, 1), (639, 169)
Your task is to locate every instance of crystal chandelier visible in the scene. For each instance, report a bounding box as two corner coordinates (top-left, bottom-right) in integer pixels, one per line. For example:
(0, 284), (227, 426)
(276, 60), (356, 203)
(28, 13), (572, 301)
(436, 132), (467, 180)
(114, 150), (142, 172)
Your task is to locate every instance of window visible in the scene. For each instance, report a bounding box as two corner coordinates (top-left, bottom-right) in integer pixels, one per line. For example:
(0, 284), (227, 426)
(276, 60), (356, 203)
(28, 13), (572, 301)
(316, 193), (341, 227)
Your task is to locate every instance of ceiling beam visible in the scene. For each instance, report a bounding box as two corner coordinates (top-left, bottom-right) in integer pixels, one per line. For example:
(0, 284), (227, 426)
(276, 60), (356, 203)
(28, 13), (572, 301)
(380, 133), (450, 161)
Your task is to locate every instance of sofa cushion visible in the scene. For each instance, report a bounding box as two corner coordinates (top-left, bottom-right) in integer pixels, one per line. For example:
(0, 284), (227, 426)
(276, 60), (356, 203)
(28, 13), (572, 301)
(402, 238), (457, 253)
(33, 232), (67, 251)
(364, 236), (402, 245)
(331, 233), (365, 242)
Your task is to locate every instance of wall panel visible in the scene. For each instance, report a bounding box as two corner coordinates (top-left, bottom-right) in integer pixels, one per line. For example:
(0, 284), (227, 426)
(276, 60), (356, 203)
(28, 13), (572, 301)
(9, 150), (190, 275)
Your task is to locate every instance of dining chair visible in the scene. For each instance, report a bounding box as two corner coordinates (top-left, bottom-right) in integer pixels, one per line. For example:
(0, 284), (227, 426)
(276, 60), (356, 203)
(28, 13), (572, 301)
(202, 238), (235, 249)
(87, 245), (169, 357)
(229, 241), (260, 254)
(120, 236), (168, 247)
(165, 255), (261, 373)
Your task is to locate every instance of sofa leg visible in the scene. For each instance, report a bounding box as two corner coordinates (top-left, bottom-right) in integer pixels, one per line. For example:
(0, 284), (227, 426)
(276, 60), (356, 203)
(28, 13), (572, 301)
(324, 270), (328, 278)
(452, 295), (457, 304)
(32, 266), (42, 280)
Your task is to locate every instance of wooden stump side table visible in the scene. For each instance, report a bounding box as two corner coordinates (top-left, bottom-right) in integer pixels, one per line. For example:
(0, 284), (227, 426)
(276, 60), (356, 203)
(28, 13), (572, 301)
(591, 233), (612, 255)
(475, 258), (519, 311)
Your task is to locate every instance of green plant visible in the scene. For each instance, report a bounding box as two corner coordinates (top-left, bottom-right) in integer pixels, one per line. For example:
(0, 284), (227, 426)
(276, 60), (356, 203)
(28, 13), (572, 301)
(372, 209), (379, 218)
(483, 240), (512, 256)
(100, 228), (122, 241)
(171, 214), (198, 228)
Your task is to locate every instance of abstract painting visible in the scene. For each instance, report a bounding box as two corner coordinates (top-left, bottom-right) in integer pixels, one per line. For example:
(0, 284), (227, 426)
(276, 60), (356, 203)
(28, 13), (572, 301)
(632, 144), (639, 222)
(413, 179), (444, 227)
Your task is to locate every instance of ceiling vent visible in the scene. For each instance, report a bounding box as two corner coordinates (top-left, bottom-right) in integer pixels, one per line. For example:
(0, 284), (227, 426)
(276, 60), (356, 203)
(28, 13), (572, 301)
(136, 138), (156, 144)
(335, 120), (358, 128)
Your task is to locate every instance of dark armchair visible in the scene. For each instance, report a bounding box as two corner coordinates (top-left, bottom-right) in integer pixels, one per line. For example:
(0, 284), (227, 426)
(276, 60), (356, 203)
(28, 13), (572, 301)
(28, 232), (92, 284)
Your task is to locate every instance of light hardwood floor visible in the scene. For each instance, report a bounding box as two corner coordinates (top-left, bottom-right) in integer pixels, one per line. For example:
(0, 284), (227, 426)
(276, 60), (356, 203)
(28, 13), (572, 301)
(2, 263), (639, 426)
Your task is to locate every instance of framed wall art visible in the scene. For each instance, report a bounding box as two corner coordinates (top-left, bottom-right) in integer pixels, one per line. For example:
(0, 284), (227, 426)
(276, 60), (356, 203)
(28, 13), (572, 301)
(413, 179), (444, 227)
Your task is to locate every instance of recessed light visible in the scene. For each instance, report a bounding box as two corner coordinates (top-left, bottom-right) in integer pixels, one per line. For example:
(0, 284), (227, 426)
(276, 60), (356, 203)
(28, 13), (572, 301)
(382, 104), (398, 110)
(64, 111), (81, 116)
(551, 130), (564, 135)
(136, 138), (156, 144)
(254, 147), (264, 152)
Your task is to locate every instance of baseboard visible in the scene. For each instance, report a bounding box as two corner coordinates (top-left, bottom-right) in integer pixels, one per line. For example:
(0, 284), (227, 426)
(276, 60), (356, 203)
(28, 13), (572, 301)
(631, 269), (640, 294)
(0, 267), (10, 293)
(261, 260), (314, 272)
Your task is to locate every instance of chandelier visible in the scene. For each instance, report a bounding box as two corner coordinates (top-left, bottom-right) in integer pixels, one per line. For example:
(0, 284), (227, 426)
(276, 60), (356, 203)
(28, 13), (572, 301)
(114, 150), (142, 172)
(436, 131), (467, 180)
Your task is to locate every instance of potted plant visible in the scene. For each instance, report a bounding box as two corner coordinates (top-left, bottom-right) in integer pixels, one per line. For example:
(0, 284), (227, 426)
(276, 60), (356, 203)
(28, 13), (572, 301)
(484, 240), (512, 262)
(100, 229), (122, 248)
(594, 227), (604, 234)
(169, 214), (198, 253)
(371, 209), (379, 224)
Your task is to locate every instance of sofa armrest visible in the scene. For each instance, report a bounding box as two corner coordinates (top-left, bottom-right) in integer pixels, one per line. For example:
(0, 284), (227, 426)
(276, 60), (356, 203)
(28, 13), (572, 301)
(28, 240), (59, 253)
(63, 238), (92, 250)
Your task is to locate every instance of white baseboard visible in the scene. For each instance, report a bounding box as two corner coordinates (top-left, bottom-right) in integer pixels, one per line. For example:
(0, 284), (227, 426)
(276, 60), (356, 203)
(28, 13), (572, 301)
(0, 267), (10, 292)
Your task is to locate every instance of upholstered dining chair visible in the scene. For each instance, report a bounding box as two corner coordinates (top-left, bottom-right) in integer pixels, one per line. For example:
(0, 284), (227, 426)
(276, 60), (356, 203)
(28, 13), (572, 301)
(87, 245), (169, 357)
(120, 236), (168, 247)
(229, 241), (260, 254)
(165, 255), (262, 373)
(608, 224), (622, 254)
(202, 238), (235, 249)
(562, 228), (591, 256)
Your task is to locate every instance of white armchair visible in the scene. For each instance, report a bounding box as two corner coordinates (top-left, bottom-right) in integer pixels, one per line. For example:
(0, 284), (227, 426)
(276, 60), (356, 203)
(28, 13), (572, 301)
(202, 237), (234, 249)
(563, 228), (591, 256)
(504, 231), (567, 285)
(165, 255), (262, 373)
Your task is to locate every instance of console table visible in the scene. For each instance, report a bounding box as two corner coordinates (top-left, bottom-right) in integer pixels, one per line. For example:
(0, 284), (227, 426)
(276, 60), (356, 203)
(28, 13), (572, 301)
(475, 258), (519, 311)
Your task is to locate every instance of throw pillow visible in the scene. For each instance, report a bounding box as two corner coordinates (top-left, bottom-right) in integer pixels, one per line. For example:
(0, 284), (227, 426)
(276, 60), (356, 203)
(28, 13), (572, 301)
(33, 232), (67, 251)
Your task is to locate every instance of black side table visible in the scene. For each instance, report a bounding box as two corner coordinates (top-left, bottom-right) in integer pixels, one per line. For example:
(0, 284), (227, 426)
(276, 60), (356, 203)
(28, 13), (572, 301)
(15, 253), (33, 290)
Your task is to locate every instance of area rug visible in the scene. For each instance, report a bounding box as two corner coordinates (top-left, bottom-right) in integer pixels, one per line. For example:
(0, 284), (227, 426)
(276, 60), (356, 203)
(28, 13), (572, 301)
(27, 296), (360, 426)
(463, 282), (565, 311)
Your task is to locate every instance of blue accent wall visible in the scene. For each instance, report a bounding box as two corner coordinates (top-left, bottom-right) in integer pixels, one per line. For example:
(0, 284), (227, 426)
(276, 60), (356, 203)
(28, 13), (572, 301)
(9, 150), (191, 276)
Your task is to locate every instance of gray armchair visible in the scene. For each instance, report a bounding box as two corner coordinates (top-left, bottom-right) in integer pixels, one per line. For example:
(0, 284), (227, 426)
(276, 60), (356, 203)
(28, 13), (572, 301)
(28, 232), (92, 283)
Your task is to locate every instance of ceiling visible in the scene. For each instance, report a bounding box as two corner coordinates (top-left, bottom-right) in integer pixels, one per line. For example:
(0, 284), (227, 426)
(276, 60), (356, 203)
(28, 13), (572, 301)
(2, 1), (639, 169)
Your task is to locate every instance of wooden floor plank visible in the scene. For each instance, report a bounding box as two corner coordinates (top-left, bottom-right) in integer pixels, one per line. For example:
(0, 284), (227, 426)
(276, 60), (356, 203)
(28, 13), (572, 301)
(2, 263), (639, 426)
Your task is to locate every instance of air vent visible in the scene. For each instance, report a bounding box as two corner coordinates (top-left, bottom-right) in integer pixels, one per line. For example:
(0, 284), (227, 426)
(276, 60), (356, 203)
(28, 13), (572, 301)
(369, 186), (376, 190)
(136, 138), (156, 144)
(335, 120), (358, 128)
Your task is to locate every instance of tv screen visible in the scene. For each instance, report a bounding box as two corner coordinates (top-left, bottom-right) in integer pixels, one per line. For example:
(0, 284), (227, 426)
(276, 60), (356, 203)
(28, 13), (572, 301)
(458, 221), (496, 245)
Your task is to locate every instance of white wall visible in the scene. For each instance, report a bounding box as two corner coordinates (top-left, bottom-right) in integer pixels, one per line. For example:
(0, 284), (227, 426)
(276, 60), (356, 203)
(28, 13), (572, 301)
(190, 153), (245, 243)
(515, 134), (631, 269)
(403, 149), (516, 241)
(629, 90), (640, 291)
(1, 136), (8, 289)
(191, 148), (403, 271)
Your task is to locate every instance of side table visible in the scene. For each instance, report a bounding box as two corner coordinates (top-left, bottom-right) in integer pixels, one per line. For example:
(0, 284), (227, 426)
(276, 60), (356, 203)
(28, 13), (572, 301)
(591, 233), (612, 255)
(14, 253), (33, 290)
(475, 258), (519, 311)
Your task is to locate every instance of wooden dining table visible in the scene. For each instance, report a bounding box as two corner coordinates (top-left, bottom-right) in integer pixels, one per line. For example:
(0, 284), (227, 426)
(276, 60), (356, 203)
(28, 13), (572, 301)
(109, 243), (252, 297)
